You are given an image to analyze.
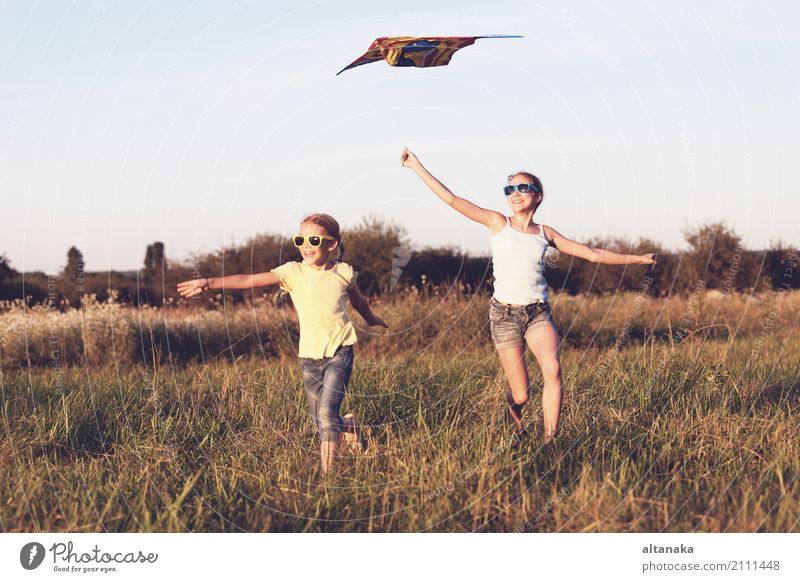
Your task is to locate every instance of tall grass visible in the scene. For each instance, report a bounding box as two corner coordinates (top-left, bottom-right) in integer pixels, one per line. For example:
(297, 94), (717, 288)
(2, 289), (798, 368)
(1, 291), (798, 532)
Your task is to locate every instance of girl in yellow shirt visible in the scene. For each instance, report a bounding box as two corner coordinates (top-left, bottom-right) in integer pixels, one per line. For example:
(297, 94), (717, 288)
(177, 213), (387, 476)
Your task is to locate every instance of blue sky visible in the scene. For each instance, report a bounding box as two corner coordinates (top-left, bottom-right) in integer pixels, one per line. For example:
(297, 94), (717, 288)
(1, 0), (798, 273)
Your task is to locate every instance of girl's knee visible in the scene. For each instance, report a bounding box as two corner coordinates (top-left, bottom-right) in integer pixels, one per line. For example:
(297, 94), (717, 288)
(542, 361), (561, 382)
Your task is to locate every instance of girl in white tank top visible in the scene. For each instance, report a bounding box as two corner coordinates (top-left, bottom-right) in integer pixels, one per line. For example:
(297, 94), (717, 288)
(402, 147), (656, 445)
(490, 215), (550, 305)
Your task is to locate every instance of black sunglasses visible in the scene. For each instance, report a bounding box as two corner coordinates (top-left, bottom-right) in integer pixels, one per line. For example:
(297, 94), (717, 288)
(292, 234), (336, 248)
(504, 183), (541, 196)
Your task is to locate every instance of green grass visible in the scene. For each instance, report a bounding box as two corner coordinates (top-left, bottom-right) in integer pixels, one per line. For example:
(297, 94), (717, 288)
(2, 330), (798, 532)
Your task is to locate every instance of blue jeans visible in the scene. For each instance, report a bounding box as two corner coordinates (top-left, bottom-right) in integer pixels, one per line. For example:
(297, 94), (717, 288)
(488, 297), (556, 350)
(299, 345), (354, 445)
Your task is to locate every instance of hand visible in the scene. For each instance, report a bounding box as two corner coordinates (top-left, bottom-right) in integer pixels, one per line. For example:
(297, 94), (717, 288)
(400, 147), (420, 169)
(177, 278), (210, 298)
(367, 315), (389, 328)
(639, 253), (657, 265)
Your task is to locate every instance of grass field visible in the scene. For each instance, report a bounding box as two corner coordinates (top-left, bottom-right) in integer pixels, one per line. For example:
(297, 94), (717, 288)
(1, 290), (799, 532)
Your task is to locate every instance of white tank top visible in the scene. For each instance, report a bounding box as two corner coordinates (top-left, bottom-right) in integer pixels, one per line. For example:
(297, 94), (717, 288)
(489, 217), (550, 304)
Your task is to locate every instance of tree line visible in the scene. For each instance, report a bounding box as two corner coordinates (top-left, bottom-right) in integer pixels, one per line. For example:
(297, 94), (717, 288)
(1, 218), (797, 309)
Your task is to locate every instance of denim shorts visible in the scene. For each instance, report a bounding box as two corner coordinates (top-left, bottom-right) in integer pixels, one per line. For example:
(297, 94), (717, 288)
(299, 344), (354, 445)
(489, 297), (556, 350)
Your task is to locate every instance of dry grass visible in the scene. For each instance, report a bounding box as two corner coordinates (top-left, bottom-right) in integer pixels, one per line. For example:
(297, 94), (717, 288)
(1, 290), (798, 532)
(2, 288), (798, 367)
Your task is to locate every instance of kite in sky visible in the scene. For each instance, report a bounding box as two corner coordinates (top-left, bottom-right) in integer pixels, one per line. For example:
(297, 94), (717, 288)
(336, 35), (522, 75)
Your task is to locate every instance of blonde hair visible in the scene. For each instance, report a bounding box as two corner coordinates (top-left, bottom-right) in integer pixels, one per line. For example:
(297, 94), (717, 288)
(301, 213), (344, 258)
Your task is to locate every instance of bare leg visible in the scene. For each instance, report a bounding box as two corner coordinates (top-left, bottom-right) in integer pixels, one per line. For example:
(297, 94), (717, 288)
(524, 322), (562, 442)
(497, 345), (530, 433)
(320, 440), (338, 476)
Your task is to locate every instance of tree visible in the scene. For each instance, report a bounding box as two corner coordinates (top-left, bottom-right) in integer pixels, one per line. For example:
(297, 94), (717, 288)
(144, 242), (165, 279)
(765, 241), (800, 291)
(342, 216), (408, 294)
(143, 242), (166, 305)
(63, 246), (84, 279)
(545, 236), (663, 296)
(189, 234), (287, 305)
(682, 222), (743, 291)
(61, 246), (85, 305)
(0, 253), (17, 285)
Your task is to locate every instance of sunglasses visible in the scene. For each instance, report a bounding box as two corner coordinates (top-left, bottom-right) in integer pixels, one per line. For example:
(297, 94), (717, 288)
(503, 183), (541, 196)
(292, 234), (336, 248)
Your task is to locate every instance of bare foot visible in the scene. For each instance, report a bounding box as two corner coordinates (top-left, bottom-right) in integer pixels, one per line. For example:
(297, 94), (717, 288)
(339, 414), (366, 454)
(544, 428), (560, 445)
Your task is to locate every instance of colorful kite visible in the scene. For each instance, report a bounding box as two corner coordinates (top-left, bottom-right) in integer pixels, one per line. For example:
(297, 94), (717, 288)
(336, 35), (522, 75)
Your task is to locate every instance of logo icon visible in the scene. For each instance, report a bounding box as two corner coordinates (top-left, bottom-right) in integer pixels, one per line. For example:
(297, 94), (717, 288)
(390, 245), (413, 291)
(544, 247), (560, 268)
(20, 542), (46, 570)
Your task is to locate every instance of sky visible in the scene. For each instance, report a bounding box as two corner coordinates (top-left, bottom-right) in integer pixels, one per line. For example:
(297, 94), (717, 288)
(1, 0), (798, 273)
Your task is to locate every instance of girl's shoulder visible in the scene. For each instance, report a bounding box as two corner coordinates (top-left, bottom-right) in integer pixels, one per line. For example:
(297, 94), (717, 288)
(334, 262), (358, 289)
(489, 215), (510, 237)
(335, 261), (355, 277)
(272, 260), (302, 275)
(539, 224), (556, 243)
(270, 261), (302, 292)
(334, 260), (352, 268)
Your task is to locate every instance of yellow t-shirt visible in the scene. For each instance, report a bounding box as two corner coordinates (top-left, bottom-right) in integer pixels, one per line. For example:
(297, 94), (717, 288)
(270, 261), (358, 359)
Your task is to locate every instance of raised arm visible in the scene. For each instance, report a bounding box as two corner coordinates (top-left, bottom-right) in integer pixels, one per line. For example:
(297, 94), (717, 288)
(401, 147), (506, 232)
(544, 226), (656, 265)
(177, 271), (280, 298)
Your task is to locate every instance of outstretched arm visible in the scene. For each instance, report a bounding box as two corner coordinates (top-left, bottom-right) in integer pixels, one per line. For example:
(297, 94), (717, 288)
(544, 226), (656, 265)
(177, 271), (280, 298)
(401, 147), (506, 232)
(347, 286), (388, 328)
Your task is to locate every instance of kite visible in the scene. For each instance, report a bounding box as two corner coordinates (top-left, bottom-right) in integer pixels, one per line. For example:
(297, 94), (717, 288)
(336, 35), (522, 75)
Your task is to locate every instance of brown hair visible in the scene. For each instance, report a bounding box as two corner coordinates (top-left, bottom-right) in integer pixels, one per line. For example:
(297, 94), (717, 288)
(301, 212), (344, 258)
(508, 171), (544, 211)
